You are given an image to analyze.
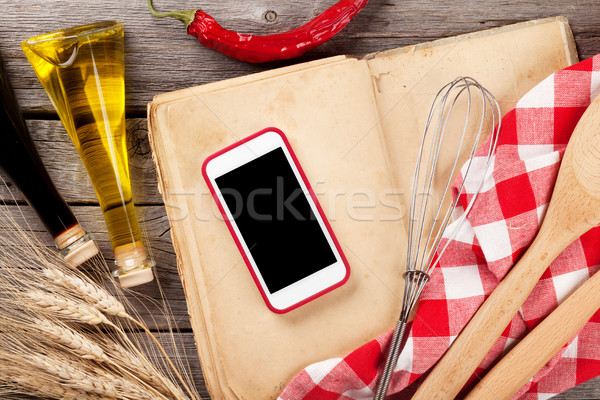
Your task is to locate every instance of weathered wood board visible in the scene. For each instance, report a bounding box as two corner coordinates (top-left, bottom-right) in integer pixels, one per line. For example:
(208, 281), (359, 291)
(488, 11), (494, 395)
(0, 1), (598, 115)
(1, 0), (600, 398)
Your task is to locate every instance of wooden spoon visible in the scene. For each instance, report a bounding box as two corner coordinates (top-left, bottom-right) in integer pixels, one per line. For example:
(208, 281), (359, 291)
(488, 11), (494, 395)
(464, 255), (600, 400)
(411, 94), (600, 400)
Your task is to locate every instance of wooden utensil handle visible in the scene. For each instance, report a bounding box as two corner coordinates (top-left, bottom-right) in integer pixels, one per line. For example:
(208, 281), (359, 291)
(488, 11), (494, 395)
(411, 230), (565, 400)
(465, 269), (600, 400)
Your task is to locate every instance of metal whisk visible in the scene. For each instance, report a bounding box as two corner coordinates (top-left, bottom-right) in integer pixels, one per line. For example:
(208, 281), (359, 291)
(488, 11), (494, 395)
(374, 77), (501, 399)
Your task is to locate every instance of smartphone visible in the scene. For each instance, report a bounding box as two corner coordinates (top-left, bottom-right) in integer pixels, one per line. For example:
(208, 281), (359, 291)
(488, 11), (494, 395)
(202, 127), (350, 313)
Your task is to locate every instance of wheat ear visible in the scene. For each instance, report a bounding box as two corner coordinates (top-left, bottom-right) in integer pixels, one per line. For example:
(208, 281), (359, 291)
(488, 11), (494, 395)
(33, 316), (186, 399)
(77, 357), (172, 400)
(42, 267), (194, 398)
(28, 354), (118, 398)
(8, 373), (101, 400)
(41, 268), (192, 399)
(115, 377), (173, 400)
(44, 267), (128, 318)
(26, 291), (111, 326)
(32, 318), (109, 362)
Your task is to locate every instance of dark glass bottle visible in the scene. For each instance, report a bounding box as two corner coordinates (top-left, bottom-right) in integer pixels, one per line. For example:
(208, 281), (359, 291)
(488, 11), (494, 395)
(0, 51), (98, 266)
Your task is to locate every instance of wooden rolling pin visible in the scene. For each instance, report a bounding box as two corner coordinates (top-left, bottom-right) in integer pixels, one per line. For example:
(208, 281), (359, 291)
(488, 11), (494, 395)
(464, 262), (600, 399)
(411, 94), (600, 400)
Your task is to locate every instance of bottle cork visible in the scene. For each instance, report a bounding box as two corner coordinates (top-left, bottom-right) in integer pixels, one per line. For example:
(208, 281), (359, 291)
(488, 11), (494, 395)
(113, 241), (154, 288)
(54, 224), (99, 267)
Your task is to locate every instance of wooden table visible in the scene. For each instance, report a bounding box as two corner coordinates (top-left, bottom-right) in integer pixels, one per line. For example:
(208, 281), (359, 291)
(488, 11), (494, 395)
(1, 1), (599, 399)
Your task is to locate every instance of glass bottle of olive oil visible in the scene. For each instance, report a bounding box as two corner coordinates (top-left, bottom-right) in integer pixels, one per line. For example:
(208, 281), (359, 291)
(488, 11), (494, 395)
(22, 21), (153, 287)
(0, 51), (98, 267)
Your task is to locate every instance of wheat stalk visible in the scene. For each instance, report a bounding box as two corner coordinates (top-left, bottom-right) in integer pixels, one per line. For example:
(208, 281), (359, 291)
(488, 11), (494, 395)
(25, 286), (191, 398)
(31, 314), (188, 399)
(115, 376), (171, 400)
(7, 279), (196, 399)
(77, 356), (172, 400)
(0, 203), (200, 400)
(44, 267), (128, 318)
(44, 266), (196, 399)
(8, 373), (101, 400)
(10, 347), (174, 400)
(27, 354), (118, 398)
(32, 318), (109, 362)
(26, 279), (194, 399)
(78, 356), (170, 400)
(105, 340), (189, 399)
(41, 266), (194, 398)
(31, 315), (187, 399)
(25, 291), (112, 326)
(120, 315), (195, 399)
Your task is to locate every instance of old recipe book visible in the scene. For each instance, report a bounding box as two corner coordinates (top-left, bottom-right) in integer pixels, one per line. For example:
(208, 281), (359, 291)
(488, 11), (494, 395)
(147, 17), (576, 400)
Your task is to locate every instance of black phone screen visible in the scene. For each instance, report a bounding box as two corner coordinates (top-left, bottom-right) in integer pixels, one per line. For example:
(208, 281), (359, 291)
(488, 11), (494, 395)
(215, 147), (337, 294)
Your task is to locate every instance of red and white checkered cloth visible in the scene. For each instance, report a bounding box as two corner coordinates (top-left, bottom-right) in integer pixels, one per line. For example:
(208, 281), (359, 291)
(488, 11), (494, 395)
(279, 54), (600, 400)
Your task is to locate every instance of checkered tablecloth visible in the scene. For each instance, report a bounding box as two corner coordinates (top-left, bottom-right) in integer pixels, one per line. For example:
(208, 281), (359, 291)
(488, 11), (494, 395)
(278, 54), (600, 400)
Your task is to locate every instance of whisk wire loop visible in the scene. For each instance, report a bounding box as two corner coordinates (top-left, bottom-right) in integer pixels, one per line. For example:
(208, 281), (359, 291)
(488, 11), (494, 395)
(417, 84), (472, 272)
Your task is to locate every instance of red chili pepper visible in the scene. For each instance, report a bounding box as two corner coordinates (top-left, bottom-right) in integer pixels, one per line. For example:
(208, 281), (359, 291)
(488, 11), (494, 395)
(147, 0), (369, 63)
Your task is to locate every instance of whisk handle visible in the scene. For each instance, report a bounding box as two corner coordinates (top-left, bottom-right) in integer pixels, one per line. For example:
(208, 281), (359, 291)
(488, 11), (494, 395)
(374, 319), (408, 400)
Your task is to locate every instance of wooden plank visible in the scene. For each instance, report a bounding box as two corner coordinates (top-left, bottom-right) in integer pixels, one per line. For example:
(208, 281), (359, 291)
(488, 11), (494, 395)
(556, 377), (600, 399)
(0, 203), (191, 330)
(0, 0), (598, 114)
(0, 118), (162, 204)
(2, 2), (600, 398)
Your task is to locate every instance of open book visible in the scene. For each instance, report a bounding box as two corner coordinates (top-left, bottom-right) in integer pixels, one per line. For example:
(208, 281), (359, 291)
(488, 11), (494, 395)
(147, 17), (576, 400)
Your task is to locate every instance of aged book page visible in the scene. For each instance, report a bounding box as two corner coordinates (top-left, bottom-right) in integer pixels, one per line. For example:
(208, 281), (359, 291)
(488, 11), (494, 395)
(369, 17), (576, 208)
(148, 17), (576, 400)
(149, 58), (404, 399)
(367, 16), (576, 256)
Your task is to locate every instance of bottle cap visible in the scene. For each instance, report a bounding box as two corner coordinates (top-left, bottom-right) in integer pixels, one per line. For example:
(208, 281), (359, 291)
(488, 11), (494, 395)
(55, 224), (99, 267)
(64, 239), (100, 267)
(113, 241), (155, 288)
(116, 266), (155, 288)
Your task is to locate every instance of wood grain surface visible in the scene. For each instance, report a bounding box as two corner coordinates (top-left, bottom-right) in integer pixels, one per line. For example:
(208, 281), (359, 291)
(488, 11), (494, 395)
(1, 0), (599, 398)
(0, 0), (599, 116)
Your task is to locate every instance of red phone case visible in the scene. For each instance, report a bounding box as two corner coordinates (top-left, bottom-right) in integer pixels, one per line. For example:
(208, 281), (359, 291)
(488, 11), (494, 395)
(201, 127), (351, 313)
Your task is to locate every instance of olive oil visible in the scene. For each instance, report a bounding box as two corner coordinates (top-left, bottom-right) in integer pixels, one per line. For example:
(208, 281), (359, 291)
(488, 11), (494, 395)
(22, 21), (153, 286)
(0, 51), (98, 266)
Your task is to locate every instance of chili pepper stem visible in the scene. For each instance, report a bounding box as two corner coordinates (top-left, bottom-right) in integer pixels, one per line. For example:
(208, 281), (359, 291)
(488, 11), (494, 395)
(147, 0), (197, 29)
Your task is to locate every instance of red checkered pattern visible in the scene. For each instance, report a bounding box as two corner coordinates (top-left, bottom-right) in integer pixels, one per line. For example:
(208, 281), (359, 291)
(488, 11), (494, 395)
(278, 54), (600, 400)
